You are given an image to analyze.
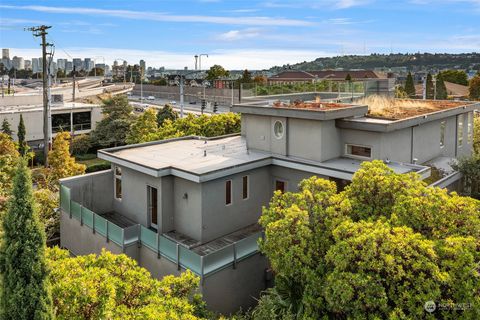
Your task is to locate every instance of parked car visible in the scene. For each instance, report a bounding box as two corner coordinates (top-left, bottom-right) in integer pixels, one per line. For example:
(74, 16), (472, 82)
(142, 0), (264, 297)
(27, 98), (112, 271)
(169, 100), (177, 105)
(147, 96), (155, 100)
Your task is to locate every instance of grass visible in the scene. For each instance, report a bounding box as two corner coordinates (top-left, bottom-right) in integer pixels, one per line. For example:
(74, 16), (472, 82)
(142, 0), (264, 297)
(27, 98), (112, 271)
(357, 95), (466, 120)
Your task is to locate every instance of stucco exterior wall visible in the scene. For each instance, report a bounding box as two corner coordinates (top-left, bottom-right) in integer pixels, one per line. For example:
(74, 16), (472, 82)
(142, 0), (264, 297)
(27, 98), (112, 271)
(287, 118), (323, 161)
(173, 177), (203, 241)
(271, 166), (327, 192)
(201, 167), (271, 243)
(112, 166), (162, 226)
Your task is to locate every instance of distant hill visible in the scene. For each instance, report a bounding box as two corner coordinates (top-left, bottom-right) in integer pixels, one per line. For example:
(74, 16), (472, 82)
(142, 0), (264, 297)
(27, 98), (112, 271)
(269, 53), (480, 72)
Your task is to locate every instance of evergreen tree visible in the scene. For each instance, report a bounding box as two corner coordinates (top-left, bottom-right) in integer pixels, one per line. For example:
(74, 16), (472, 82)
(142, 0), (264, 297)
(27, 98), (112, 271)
(435, 73), (448, 100)
(0, 160), (53, 319)
(405, 72), (416, 98)
(469, 75), (480, 101)
(1, 118), (13, 137)
(156, 104), (178, 127)
(17, 114), (27, 156)
(426, 73), (434, 99)
(345, 73), (352, 81)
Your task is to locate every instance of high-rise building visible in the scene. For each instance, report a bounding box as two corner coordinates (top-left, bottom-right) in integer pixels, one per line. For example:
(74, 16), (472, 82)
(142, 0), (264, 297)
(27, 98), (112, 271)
(73, 58), (83, 71)
(84, 58), (92, 71)
(32, 58), (40, 73)
(12, 56), (25, 70)
(57, 58), (67, 70)
(65, 61), (73, 74)
(24, 60), (32, 70)
(2, 49), (9, 60)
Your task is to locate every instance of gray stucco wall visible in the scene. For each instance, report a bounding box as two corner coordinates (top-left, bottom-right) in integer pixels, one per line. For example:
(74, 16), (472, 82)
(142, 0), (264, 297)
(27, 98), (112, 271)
(201, 167), (271, 243)
(60, 170), (113, 214)
(341, 129), (381, 159)
(112, 166), (162, 227)
(173, 177), (203, 241)
(243, 114), (271, 152)
(271, 166), (327, 192)
(288, 118), (323, 161)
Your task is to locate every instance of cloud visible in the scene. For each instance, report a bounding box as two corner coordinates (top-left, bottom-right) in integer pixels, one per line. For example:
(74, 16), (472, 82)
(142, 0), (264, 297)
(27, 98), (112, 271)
(7, 47), (330, 70)
(0, 17), (46, 25)
(0, 5), (314, 27)
(262, 0), (372, 9)
(217, 28), (262, 41)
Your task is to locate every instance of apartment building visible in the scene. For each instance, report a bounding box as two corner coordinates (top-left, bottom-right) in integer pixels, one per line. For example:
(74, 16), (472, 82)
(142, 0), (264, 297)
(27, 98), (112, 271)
(59, 97), (478, 313)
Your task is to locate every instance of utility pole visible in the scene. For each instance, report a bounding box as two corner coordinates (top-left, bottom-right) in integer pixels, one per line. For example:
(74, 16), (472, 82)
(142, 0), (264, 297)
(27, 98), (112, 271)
(26, 25), (52, 167)
(72, 66), (76, 102)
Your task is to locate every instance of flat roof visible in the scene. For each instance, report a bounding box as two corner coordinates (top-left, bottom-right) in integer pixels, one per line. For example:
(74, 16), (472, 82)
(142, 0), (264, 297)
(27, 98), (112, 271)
(100, 135), (271, 175)
(0, 102), (100, 114)
(99, 135), (430, 182)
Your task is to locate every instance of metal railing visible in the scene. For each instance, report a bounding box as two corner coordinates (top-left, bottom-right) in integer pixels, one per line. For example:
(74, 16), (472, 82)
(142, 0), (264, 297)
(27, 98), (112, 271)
(60, 185), (262, 280)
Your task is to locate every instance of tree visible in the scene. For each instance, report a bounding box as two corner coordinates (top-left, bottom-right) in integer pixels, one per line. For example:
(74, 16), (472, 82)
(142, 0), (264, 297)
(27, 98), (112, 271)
(47, 132), (86, 186)
(404, 72), (416, 98)
(438, 70), (469, 86)
(435, 72), (448, 99)
(17, 114), (27, 156)
(71, 134), (92, 155)
(126, 108), (158, 144)
(46, 247), (207, 319)
(206, 64), (229, 81)
(56, 69), (66, 78)
(88, 67), (105, 77)
(474, 115), (480, 154)
(395, 85), (408, 98)
(255, 161), (480, 318)
(239, 69), (252, 83)
(345, 73), (352, 81)
(0, 133), (20, 197)
(90, 95), (134, 147)
(452, 153), (480, 199)
(426, 73), (434, 99)
(156, 104), (178, 127)
(469, 75), (480, 100)
(33, 188), (60, 240)
(0, 160), (53, 319)
(1, 119), (13, 137)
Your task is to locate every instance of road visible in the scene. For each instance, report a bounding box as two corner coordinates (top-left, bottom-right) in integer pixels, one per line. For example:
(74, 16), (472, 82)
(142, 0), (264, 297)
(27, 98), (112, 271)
(128, 95), (232, 115)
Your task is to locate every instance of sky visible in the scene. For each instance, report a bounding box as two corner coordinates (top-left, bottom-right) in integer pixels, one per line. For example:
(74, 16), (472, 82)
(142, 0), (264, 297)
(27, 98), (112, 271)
(0, 0), (480, 70)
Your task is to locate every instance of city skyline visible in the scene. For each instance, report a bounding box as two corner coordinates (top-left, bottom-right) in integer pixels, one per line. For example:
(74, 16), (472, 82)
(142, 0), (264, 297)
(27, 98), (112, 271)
(1, 0), (480, 69)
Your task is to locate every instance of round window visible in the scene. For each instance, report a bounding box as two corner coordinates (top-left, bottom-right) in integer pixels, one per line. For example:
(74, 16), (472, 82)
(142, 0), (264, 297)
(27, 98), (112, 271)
(273, 120), (284, 139)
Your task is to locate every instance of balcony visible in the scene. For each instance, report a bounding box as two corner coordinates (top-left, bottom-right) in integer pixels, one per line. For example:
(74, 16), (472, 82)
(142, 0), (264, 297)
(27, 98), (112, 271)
(60, 178), (263, 280)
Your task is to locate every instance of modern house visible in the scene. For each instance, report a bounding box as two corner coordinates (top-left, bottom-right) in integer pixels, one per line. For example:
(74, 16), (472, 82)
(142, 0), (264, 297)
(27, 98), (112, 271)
(59, 96), (478, 314)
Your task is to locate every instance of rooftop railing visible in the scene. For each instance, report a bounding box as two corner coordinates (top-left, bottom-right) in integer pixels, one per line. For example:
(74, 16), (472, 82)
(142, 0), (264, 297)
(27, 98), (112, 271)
(60, 185), (262, 280)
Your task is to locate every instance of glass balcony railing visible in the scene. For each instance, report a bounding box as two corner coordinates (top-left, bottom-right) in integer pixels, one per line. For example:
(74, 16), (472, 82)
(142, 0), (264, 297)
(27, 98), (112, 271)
(60, 184), (262, 279)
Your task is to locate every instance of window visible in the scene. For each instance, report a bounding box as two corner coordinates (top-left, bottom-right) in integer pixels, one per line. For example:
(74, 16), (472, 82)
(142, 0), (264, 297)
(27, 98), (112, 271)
(242, 176), (249, 200)
(467, 112), (473, 144)
(73, 111), (91, 131)
(440, 121), (446, 148)
(275, 180), (286, 193)
(345, 144), (372, 159)
(225, 180), (232, 205)
(51, 113), (71, 133)
(458, 114), (464, 147)
(114, 166), (122, 200)
(273, 120), (284, 139)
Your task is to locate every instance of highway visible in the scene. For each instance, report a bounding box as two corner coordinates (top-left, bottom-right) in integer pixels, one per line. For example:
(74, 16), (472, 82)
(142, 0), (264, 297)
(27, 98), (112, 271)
(128, 95), (232, 115)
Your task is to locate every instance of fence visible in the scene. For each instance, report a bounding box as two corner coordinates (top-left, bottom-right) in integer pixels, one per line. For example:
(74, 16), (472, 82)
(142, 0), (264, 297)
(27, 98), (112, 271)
(60, 184), (262, 279)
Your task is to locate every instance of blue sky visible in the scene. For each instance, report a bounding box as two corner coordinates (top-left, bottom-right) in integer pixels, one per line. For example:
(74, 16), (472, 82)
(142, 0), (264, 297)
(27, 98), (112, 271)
(0, 0), (480, 69)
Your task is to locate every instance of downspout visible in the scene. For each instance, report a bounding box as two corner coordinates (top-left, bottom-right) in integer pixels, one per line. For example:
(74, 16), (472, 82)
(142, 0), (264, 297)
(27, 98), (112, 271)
(455, 115), (458, 158)
(410, 126), (414, 163)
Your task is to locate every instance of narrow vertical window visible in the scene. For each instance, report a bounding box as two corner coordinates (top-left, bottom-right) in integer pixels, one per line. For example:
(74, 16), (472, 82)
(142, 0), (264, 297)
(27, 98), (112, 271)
(440, 120), (446, 148)
(114, 166), (122, 200)
(458, 114), (464, 147)
(275, 180), (286, 193)
(225, 180), (232, 205)
(467, 112), (473, 143)
(242, 176), (249, 200)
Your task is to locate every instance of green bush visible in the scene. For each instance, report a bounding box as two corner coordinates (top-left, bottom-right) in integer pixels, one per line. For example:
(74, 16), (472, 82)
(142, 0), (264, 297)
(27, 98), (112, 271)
(85, 162), (111, 173)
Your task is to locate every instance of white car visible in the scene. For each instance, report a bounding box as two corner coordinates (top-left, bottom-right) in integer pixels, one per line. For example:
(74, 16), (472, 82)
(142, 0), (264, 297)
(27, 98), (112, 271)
(147, 96), (155, 100)
(169, 100), (177, 105)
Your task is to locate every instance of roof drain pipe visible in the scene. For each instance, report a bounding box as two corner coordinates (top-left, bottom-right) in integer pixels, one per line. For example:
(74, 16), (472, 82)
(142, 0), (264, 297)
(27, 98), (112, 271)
(410, 126), (415, 164)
